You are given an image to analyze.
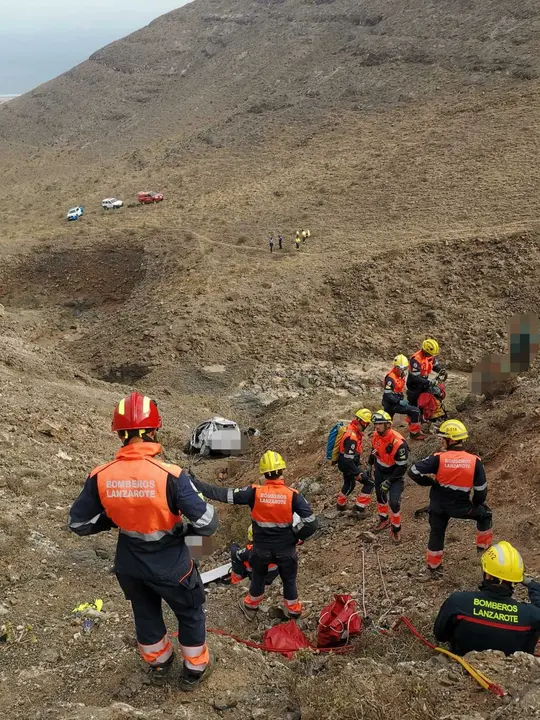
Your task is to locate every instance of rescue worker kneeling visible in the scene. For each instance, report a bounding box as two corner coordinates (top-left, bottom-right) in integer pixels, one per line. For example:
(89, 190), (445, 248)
(229, 524), (279, 586)
(383, 354), (424, 440)
(407, 338), (443, 407)
(336, 409), (372, 511)
(193, 451), (318, 621)
(69, 392), (218, 690)
(354, 410), (409, 542)
(434, 541), (540, 656)
(409, 419), (493, 576)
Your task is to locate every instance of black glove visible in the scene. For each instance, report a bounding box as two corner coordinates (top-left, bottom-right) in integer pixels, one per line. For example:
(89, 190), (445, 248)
(380, 478), (391, 494)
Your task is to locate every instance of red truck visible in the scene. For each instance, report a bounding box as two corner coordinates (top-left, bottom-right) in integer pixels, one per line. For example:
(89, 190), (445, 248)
(138, 191), (164, 204)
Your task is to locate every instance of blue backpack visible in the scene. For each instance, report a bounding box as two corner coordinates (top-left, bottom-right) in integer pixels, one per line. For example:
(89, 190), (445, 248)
(326, 422), (345, 464)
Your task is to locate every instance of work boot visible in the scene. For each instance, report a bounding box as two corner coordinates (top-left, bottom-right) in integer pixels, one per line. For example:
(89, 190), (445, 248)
(282, 603), (303, 620)
(352, 505), (366, 518)
(418, 566), (444, 582)
(179, 650), (215, 692)
(336, 495), (348, 512)
(239, 596), (259, 622)
(373, 518), (391, 533)
(391, 528), (402, 544)
(144, 654), (174, 686)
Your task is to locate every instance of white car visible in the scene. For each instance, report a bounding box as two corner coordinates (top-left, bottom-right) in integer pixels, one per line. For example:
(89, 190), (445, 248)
(102, 198), (123, 210)
(66, 206), (84, 221)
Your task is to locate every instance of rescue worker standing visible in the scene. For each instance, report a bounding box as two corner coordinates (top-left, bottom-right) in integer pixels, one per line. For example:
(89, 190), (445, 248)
(434, 541), (540, 655)
(69, 392), (218, 690)
(383, 354), (424, 439)
(295, 232), (301, 251)
(407, 338), (443, 407)
(409, 419), (493, 577)
(354, 411), (409, 542)
(192, 451), (318, 621)
(336, 409), (372, 512)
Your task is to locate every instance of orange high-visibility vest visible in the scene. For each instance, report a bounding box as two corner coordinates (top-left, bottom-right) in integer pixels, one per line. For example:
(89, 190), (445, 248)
(338, 421), (363, 455)
(251, 480), (295, 528)
(94, 442), (183, 541)
(434, 450), (478, 492)
(409, 349), (434, 377)
(372, 429), (406, 467)
(384, 366), (406, 394)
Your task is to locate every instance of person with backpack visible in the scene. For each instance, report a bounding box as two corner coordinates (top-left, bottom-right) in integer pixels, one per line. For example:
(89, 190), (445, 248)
(335, 409), (372, 512)
(354, 410), (409, 542)
(408, 419), (493, 578)
(382, 354), (424, 440)
(191, 451), (318, 620)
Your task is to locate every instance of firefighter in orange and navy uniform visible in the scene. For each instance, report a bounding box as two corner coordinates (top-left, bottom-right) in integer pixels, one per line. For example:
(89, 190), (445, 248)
(383, 354), (424, 439)
(409, 419), (493, 577)
(435, 542), (540, 656)
(193, 451), (318, 620)
(229, 524), (279, 586)
(69, 392), (218, 690)
(354, 410), (409, 542)
(336, 409), (372, 511)
(406, 338), (442, 407)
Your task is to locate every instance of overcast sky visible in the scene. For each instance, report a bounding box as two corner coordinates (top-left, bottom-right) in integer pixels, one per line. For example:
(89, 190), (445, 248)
(1, 1), (188, 95)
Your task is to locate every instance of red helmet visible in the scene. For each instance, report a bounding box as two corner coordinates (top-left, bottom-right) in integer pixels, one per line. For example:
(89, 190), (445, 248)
(111, 392), (162, 433)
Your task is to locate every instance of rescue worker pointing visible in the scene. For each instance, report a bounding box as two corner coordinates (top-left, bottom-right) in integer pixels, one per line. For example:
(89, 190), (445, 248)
(69, 393), (218, 690)
(409, 419), (493, 577)
(434, 541), (540, 656)
(382, 354), (424, 440)
(354, 410), (409, 542)
(407, 338), (443, 408)
(336, 409), (372, 512)
(192, 451), (318, 621)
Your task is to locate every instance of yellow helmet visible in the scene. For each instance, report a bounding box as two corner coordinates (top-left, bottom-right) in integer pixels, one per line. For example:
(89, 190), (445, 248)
(437, 419), (468, 442)
(481, 541), (524, 584)
(393, 354), (409, 369)
(247, 525), (253, 542)
(259, 450), (287, 475)
(355, 408), (372, 424)
(372, 410), (392, 424)
(422, 338), (440, 356)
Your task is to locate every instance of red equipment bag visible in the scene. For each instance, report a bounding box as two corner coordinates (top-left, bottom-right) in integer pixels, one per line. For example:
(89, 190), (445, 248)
(317, 594), (362, 648)
(418, 383), (446, 421)
(262, 620), (312, 659)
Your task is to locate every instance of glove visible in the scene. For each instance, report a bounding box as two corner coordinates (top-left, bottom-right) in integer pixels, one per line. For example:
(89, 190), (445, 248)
(398, 399), (408, 408)
(380, 479), (391, 494)
(430, 384), (442, 398)
(522, 577), (536, 587)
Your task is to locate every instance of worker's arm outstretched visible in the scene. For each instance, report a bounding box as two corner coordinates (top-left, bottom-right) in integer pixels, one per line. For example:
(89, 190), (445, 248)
(68, 474), (116, 536)
(408, 455), (439, 487)
(190, 476), (256, 508)
(292, 492), (319, 541)
(472, 459), (487, 506)
(171, 470), (219, 536)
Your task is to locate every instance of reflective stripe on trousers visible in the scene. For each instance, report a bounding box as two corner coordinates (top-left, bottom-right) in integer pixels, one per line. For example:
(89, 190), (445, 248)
(355, 493), (371, 508)
(476, 528), (493, 549)
(390, 510), (401, 528)
(282, 598), (302, 613)
(179, 643), (210, 671)
(426, 549), (444, 569)
(244, 593), (264, 608)
(377, 502), (389, 518)
(138, 633), (174, 666)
